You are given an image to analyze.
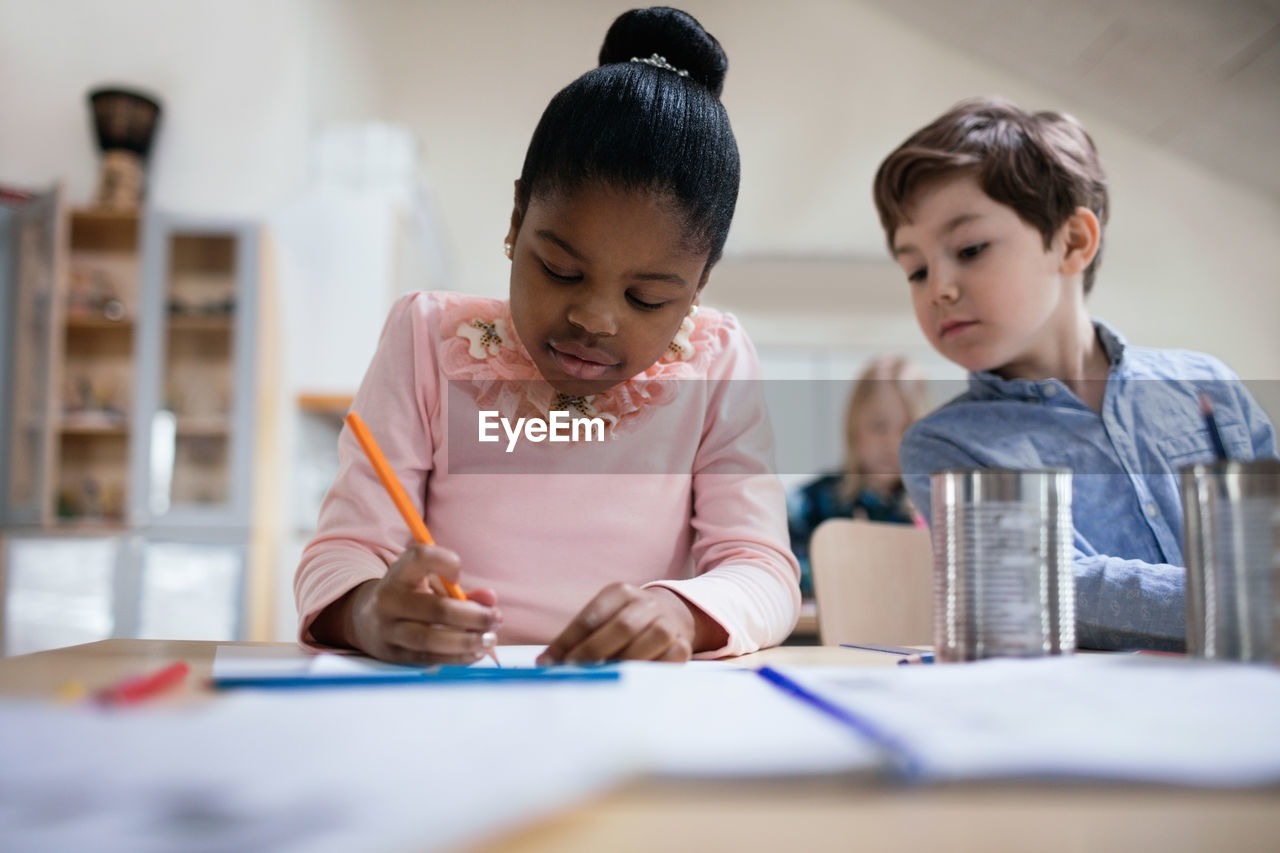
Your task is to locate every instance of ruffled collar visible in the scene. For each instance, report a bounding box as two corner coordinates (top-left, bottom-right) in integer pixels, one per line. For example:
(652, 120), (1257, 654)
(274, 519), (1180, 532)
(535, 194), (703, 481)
(435, 293), (719, 437)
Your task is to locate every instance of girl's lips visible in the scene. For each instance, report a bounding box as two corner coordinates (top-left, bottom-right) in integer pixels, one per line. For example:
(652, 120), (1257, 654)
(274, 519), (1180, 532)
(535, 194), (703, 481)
(939, 320), (978, 339)
(548, 344), (618, 381)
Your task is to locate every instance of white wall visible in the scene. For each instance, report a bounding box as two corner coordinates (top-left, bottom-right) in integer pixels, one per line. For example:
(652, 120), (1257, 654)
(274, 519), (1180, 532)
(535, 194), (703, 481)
(298, 0), (1280, 378)
(0, 0), (311, 217)
(4, 0), (1275, 375)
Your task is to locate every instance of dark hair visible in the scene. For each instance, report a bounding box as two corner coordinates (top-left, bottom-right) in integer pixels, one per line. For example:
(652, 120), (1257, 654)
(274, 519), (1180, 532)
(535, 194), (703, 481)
(517, 7), (739, 268)
(873, 96), (1109, 293)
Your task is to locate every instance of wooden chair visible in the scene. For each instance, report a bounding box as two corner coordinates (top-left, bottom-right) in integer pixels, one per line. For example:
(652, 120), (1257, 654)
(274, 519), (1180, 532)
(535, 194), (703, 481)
(810, 519), (934, 646)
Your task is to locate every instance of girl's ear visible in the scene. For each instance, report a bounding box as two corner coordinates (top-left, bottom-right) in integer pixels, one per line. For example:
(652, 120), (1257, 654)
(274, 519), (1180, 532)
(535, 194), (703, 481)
(694, 257), (715, 297)
(1058, 207), (1101, 277)
(506, 180), (525, 247)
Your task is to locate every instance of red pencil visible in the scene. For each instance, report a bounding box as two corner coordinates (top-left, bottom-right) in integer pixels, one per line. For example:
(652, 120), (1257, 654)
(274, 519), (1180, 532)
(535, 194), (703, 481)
(95, 660), (190, 706)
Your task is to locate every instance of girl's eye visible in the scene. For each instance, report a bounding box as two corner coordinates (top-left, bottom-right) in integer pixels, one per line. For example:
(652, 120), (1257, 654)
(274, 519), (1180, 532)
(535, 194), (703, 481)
(627, 293), (666, 311)
(906, 268), (927, 284)
(958, 243), (988, 261)
(540, 261), (581, 283)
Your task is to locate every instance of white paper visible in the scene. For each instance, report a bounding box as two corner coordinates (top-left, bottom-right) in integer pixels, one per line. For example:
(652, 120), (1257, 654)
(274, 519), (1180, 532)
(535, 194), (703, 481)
(209, 644), (547, 681)
(212, 644), (738, 681)
(209, 648), (870, 777)
(0, 682), (635, 853)
(777, 656), (1280, 786)
(618, 665), (882, 778)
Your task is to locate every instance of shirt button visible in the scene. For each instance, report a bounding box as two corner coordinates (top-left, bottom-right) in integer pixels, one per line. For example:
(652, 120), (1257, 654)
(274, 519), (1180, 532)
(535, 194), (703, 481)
(1043, 385), (1058, 398)
(1146, 503), (1159, 518)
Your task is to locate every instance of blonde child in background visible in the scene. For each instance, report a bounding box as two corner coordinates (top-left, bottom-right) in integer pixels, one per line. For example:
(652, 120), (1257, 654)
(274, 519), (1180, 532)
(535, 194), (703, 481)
(296, 7), (799, 666)
(787, 355), (927, 597)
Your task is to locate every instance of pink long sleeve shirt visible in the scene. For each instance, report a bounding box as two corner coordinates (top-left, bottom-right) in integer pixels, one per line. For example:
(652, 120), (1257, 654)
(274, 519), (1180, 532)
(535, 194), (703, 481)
(295, 292), (800, 657)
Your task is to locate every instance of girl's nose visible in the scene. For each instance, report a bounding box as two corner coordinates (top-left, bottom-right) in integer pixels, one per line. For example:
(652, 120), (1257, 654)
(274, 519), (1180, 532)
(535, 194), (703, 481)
(566, 294), (619, 337)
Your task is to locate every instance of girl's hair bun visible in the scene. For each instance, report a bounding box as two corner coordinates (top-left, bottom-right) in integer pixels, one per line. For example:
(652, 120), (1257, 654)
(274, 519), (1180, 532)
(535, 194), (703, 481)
(598, 6), (728, 97)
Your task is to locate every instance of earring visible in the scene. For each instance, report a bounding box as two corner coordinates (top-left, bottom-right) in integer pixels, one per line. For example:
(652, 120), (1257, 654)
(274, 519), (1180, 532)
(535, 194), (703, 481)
(663, 309), (698, 363)
(503, 241), (513, 260)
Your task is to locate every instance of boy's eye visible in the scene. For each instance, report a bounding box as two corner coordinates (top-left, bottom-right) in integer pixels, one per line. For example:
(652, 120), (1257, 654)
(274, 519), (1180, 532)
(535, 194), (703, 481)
(957, 243), (988, 261)
(540, 261), (581, 283)
(906, 268), (927, 284)
(627, 292), (666, 311)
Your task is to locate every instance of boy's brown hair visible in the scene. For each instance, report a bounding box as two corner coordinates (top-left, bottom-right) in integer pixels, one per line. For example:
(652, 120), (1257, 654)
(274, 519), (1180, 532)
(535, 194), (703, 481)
(872, 96), (1109, 293)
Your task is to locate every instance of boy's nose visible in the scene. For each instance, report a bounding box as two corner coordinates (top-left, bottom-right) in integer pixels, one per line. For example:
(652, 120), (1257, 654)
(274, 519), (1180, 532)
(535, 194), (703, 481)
(929, 271), (960, 305)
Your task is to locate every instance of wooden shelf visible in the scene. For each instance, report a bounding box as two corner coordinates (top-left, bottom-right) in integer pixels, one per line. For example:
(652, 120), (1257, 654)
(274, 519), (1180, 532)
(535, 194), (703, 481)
(52, 518), (130, 533)
(70, 207), (140, 224)
(66, 315), (135, 331)
(176, 417), (230, 437)
(60, 415), (129, 435)
(297, 393), (354, 416)
(69, 208), (139, 252)
(166, 314), (234, 332)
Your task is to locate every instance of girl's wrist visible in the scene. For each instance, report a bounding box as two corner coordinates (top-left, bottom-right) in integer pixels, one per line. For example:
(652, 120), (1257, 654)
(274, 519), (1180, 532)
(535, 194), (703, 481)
(312, 579), (378, 651)
(647, 587), (727, 653)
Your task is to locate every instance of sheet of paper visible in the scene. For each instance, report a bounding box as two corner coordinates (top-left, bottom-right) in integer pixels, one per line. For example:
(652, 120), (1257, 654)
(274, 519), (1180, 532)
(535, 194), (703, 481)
(776, 656), (1280, 786)
(0, 681), (636, 853)
(617, 665), (882, 778)
(213, 644), (738, 681)
(208, 647), (864, 777)
(211, 644), (550, 681)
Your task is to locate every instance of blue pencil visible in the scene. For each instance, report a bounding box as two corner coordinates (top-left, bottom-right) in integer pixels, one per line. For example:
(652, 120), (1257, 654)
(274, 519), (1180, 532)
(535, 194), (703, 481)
(896, 653), (935, 666)
(757, 666), (921, 779)
(1198, 392), (1230, 461)
(214, 666), (620, 690)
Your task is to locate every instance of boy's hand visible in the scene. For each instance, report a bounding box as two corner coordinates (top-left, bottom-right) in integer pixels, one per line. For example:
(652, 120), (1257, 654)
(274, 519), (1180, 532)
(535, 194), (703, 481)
(537, 584), (704, 664)
(330, 544), (501, 665)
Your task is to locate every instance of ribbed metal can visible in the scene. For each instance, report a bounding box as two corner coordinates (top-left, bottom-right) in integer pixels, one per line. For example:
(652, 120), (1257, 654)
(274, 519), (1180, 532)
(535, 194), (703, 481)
(930, 468), (1076, 662)
(1181, 459), (1280, 662)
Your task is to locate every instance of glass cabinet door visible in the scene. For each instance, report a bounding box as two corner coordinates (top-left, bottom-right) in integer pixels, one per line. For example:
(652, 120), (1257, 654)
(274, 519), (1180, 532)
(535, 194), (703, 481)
(0, 187), (61, 526)
(134, 216), (258, 527)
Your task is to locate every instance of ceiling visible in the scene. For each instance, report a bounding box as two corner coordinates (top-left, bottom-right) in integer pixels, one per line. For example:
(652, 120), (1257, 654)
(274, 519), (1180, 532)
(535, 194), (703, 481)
(861, 0), (1280, 201)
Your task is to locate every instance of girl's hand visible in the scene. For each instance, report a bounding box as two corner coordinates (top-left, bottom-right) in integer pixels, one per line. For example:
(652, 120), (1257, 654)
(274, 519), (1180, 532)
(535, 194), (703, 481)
(322, 544), (501, 665)
(537, 584), (711, 664)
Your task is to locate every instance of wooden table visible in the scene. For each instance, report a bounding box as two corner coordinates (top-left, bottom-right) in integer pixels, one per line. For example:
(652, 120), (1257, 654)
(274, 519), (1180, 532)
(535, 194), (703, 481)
(2, 640), (1277, 852)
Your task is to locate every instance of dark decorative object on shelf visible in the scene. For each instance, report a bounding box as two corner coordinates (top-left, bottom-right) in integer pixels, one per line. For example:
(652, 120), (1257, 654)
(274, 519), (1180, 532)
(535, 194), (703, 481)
(166, 297), (238, 316)
(87, 86), (163, 210)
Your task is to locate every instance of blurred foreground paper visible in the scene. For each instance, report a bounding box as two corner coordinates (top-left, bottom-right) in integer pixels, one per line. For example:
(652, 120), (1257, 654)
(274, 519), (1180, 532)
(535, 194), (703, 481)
(773, 656), (1280, 787)
(0, 685), (634, 853)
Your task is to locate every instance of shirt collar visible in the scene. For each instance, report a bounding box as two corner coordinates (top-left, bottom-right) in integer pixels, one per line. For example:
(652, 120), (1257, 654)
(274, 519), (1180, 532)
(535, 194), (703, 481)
(966, 319), (1127, 404)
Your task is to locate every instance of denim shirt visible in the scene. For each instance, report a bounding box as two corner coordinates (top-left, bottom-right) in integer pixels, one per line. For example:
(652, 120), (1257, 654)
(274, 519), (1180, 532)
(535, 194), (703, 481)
(899, 321), (1278, 651)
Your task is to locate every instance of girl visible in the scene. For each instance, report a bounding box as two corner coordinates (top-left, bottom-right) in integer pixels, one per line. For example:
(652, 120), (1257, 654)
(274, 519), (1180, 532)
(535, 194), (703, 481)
(788, 356), (926, 596)
(297, 7), (800, 665)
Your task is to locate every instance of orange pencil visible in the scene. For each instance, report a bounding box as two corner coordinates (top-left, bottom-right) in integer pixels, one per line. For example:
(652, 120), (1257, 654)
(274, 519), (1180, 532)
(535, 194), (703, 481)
(345, 411), (500, 666)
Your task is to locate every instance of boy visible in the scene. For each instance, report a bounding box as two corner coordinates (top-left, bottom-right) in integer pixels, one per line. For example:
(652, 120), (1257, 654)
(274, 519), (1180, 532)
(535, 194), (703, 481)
(872, 97), (1277, 651)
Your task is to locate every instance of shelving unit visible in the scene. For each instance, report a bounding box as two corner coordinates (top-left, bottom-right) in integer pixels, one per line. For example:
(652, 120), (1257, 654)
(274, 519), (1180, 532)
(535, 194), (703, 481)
(133, 216), (258, 527)
(57, 210), (139, 525)
(1, 192), (267, 653)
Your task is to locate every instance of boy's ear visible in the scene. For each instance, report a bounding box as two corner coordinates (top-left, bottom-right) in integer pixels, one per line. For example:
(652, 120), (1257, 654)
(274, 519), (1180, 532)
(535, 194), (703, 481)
(1058, 207), (1101, 277)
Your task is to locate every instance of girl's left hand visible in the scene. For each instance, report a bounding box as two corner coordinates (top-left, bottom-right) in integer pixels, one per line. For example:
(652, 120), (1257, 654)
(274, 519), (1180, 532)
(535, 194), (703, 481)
(537, 583), (698, 664)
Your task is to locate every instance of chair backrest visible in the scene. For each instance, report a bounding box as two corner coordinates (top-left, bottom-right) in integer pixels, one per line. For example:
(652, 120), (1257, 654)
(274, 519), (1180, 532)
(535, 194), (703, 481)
(810, 518), (934, 646)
